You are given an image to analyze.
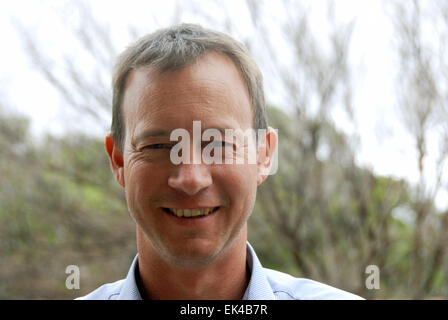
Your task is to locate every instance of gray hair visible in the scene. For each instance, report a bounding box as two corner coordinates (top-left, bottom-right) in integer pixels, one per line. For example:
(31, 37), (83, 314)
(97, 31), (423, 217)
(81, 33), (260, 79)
(111, 23), (267, 151)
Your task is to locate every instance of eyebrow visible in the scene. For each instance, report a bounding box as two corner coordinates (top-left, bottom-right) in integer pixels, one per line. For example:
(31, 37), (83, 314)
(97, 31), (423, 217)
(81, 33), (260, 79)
(133, 127), (241, 145)
(133, 129), (171, 145)
(203, 127), (228, 135)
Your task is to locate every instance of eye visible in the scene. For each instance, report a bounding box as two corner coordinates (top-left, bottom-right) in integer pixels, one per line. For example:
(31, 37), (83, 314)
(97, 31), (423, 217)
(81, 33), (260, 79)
(205, 140), (233, 148)
(143, 143), (172, 150)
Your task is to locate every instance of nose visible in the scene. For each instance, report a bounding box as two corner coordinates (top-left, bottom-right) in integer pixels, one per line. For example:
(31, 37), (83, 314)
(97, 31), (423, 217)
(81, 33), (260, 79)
(168, 163), (213, 195)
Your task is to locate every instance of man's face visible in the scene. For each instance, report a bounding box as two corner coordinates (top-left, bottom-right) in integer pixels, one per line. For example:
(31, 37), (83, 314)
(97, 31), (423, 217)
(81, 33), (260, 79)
(107, 52), (271, 267)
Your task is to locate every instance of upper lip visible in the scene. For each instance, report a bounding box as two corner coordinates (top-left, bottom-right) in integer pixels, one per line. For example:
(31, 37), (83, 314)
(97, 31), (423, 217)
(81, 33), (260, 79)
(162, 205), (220, 209)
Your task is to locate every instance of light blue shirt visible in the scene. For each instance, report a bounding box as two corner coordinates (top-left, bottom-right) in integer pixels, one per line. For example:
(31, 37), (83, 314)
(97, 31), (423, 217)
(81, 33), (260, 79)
(76, 242), (363, 300)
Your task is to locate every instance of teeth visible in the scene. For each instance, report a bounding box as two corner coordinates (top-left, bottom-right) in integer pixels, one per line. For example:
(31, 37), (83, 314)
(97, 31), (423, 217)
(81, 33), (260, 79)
(168, 207), (216, 218)
(175, 209), (183, 217)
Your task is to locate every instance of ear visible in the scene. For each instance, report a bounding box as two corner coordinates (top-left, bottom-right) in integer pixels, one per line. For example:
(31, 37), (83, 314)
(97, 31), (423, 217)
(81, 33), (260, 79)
(105, 133), (125, 188)
(256, 127), (278, 185)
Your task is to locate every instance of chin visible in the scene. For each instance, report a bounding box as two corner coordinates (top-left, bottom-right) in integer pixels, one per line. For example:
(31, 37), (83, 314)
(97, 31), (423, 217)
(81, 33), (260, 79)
(162, 240), (224, 268)
(165, 248), (218, 268)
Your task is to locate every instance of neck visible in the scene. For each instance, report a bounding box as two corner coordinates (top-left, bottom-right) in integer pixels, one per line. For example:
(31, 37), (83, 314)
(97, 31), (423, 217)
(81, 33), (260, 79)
(136, 227), (249, 300)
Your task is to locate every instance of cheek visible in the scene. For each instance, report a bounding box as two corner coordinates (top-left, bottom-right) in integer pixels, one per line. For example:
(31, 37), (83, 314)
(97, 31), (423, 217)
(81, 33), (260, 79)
(125, 161), (148, 189)
(124, 161), (163, 205)
(218, 165), (258, 203)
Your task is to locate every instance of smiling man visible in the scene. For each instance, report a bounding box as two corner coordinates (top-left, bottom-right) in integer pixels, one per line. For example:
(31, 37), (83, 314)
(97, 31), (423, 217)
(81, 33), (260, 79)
(77, 24), (362, 300)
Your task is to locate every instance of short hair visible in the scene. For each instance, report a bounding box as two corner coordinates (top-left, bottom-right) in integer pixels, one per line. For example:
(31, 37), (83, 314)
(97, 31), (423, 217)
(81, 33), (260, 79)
(111, 23), (267, 151)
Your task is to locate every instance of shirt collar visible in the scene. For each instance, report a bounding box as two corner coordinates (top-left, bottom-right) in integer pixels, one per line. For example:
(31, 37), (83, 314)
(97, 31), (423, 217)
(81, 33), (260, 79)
(242, 242), (276, 299)
(117, 254), (142, 300)
(117, 241), (275, 300)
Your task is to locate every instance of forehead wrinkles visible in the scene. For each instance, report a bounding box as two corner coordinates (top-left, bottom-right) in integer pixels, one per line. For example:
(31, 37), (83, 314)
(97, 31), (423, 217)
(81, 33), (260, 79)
(122, 54), (254, 137)
(140, 78), (235, 115)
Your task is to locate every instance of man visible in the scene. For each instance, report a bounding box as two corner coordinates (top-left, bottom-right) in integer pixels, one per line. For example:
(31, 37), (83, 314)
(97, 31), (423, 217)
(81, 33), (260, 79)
(78, 23), (362, 300)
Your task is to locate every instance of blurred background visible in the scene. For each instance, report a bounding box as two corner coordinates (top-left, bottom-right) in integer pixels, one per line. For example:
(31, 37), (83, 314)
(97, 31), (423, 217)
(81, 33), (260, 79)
(0, 0), (447, 299)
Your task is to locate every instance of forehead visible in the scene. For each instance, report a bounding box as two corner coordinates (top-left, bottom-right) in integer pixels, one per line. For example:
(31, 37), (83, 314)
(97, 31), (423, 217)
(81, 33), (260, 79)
(121, 52), (253, 134)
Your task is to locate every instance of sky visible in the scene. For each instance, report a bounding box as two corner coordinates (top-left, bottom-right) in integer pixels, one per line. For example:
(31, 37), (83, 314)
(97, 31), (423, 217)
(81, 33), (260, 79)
(0, 0), (446, 210)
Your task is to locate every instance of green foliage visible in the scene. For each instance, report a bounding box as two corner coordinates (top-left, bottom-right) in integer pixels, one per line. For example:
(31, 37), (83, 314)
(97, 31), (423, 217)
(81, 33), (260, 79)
(1, 106), (447, 299)
(249, 106), (447, 299)
(0, 111), (135, 299)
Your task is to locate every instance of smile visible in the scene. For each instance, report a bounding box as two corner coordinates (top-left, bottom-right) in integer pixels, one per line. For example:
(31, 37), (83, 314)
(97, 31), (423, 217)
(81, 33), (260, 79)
(163, 207), (220, 218)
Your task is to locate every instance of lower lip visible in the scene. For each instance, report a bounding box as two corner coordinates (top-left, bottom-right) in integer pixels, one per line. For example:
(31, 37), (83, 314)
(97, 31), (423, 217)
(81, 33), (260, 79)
(162, 207), (220, 226)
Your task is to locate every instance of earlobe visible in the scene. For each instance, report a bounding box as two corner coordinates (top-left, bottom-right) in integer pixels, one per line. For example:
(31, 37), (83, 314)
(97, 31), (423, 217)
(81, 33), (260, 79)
(257, 127), (278, 185)
(105, 134), (125, 188)
(116, 167), (125, 188)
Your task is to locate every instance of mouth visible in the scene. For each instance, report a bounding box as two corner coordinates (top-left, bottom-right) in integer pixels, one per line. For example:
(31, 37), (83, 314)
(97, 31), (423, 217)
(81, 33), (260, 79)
(162, 206), (220, 218)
